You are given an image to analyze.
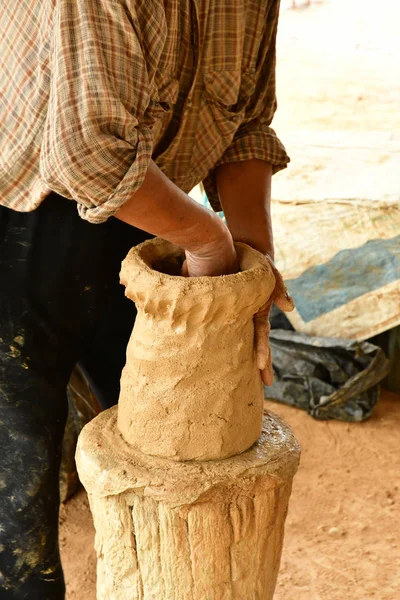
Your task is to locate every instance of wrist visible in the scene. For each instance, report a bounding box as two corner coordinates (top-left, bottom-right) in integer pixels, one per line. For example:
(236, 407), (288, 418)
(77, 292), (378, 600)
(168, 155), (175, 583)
(177, 210), (230, 255)
(184, 225), (238, 276)
(179, 211), (238, 276)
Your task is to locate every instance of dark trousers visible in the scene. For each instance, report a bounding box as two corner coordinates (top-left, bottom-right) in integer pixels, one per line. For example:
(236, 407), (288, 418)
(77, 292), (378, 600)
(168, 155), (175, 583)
(0, 194), (151, 599)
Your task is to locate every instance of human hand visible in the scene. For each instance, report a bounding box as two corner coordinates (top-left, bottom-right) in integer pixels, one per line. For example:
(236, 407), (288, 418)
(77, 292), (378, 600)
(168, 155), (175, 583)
(182, 226), (239, 277)
(254, 255), (294, 386)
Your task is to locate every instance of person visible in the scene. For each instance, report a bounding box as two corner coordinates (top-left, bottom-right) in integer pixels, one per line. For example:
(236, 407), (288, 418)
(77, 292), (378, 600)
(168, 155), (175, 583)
(0, 0), (293, 597)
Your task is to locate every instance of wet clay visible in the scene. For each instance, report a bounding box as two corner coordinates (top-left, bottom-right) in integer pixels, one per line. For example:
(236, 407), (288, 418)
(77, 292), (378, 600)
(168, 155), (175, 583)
(76, 408), (300, 600)
(117, 239), (276, 461)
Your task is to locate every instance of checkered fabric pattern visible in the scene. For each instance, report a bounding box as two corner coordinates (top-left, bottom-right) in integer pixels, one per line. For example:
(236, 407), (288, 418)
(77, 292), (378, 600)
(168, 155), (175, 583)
(0, 0), (289, 222)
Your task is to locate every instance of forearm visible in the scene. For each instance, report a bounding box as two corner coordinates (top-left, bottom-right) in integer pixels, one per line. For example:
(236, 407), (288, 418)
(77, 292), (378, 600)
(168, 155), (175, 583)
(215, 159), (274, 259)
(115, 160), (237, 276)
(115, 160), (226, 253)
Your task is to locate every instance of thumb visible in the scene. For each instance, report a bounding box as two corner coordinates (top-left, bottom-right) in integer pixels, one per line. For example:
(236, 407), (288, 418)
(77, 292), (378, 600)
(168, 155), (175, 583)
(265, 255), (295, 313)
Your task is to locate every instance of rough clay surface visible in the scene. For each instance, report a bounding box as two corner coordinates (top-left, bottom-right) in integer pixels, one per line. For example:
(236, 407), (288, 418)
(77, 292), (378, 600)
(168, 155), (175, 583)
(117, 239), (275, 461)
(77, 409), (299, 506)
(76, 410), (299, 599)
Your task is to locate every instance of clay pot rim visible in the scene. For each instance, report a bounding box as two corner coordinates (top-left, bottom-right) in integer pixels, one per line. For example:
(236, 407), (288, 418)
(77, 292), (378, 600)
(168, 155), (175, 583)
(126, 238), (273, 286)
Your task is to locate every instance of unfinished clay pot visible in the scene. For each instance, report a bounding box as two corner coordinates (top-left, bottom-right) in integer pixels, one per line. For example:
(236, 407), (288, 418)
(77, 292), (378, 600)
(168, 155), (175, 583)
(117, 238), (275, 461)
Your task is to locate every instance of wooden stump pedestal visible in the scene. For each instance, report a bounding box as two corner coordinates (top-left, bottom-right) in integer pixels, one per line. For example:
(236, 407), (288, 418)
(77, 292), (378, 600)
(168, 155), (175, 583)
(76, 407), (300, 600)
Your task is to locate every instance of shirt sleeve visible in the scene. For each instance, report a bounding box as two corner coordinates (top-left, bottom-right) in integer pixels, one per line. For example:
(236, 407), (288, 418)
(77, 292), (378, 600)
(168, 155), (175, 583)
(203, 0), (289, 212)
(40, 0), (154, 223)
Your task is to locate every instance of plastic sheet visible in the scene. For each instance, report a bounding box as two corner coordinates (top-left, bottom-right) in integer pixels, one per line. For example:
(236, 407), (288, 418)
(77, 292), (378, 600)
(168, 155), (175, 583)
(267, 311), (390, 422)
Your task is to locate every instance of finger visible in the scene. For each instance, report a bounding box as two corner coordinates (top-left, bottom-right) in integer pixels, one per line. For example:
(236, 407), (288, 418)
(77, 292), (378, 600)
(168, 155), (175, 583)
(181, 259), (189, 277)
(264, 256), (295, 312)
(261, 345), (274, 386)
(254, 317), (271, 370)
(254, 302), (273, 384)
(271, 267), (294, 311)
(273, 286), (295, 312)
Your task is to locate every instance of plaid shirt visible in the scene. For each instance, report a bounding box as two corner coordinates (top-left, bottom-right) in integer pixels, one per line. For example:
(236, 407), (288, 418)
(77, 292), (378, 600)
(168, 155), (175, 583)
(0, 0), (289, 223)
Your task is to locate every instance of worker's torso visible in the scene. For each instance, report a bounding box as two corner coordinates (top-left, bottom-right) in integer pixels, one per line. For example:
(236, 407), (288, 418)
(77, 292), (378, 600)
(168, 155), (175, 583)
(0, 0), (274, 212)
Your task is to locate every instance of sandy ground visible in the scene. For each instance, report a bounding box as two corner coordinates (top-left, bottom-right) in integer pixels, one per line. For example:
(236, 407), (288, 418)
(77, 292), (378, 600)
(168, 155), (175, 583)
(60, 390), (400, 599)
(60, 1), (400, 598)
(275, 0), (400, 135)
(273, 391), (400, 600)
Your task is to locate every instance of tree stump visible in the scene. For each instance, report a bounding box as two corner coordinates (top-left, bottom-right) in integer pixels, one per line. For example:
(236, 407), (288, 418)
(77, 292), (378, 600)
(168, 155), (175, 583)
(76, 408), (300, 600)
